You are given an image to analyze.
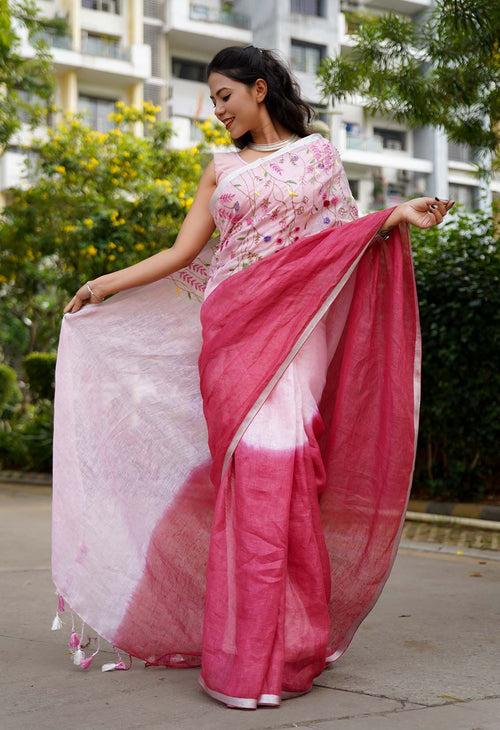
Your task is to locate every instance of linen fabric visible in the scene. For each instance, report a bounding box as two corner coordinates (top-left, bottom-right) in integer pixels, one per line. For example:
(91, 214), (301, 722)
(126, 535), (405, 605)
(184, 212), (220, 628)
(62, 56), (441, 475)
(51, 133), (421, 706)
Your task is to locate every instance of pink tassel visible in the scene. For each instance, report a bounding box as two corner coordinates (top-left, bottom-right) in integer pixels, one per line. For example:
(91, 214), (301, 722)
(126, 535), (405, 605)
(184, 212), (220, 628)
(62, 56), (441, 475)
(68, 631), (80, 649)
(57, 594), (65, 612)
(79, 655), (94, 670)
(79, 637), (101, 671)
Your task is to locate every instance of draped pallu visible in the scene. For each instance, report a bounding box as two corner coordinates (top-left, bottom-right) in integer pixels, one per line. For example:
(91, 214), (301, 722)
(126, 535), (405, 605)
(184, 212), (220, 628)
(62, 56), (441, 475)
(51, 133), (421, 706)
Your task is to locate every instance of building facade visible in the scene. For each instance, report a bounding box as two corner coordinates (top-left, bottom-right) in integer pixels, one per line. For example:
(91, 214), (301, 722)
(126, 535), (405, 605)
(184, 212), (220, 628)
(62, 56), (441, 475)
(2, 0), (498, 214)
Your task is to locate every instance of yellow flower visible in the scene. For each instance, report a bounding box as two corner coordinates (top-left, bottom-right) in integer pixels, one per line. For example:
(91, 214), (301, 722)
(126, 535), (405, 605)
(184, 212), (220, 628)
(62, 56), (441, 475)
(111, 128), (122, 136)
(117, 246), (124, 252)
(86, 245), (97, 256)
(83, 218), (94, 228)
(123, 151), (130, 158)
(288, 189), (298, 197)
(54, 165), (66, 174)
(111, 178), (119, 185)
(115, 101), (126, 109)
(110, 165), (120, 174)
(107, 242), (117, 249)
(185, 197), (194, 208)
(63, 224), (76, 232)
(86, 157), (99, 169)
(134, 243), (145, 251)
(108, 254), (116, 261)
(0, 274), (7, 283)
(116, 218), (126, 225)
(178, 191), (185, 199)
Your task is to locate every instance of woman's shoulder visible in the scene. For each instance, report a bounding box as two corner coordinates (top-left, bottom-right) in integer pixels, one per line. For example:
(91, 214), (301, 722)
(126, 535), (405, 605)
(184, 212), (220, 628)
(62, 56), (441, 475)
(212, 148), (242, 185)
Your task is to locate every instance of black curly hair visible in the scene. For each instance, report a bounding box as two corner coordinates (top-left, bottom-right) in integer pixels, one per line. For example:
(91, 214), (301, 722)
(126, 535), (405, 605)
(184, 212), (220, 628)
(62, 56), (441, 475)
(206, 45), (314, 149)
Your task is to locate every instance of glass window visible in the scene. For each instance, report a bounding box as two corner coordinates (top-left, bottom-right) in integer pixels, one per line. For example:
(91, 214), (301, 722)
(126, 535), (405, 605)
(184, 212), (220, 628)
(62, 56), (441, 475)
(78, 94), (117, 132)
(81, 0), (121, 13)
(291, 39), (325, 74)
(172, 57), (207, 83)
(373, 127), (406, 152)
(448, 183), (477, 210)
(291, 0), (324, 16)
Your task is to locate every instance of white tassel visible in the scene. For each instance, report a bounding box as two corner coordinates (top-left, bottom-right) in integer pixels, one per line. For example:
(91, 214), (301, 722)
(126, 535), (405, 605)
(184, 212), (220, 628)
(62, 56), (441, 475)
(101, 662), (119, 672)
(72, 648), (85, 666)
(51, 614), (63, 630)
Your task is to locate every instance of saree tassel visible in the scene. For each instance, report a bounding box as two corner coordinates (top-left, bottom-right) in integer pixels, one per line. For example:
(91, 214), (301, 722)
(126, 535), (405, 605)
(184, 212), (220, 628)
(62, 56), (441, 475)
(51, 592), (65, 630)
(102, 646), (132, 672)
(72, 648), (85, 666)
(80, 637), (101, 670)
(51, 613), (63, 630)
(68, 631), (80, 649)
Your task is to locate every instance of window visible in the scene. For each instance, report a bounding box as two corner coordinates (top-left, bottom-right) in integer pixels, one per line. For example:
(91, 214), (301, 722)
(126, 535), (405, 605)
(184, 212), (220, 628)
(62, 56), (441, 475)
(373, 127), (406, 152)
(172, 57), (207, 83)
(291, 0), (325, 16)
(81, 0), (120, 13)
(291, 39), (325, 74)
(448, 183), (477, 210)
(78, 94), (117, 132)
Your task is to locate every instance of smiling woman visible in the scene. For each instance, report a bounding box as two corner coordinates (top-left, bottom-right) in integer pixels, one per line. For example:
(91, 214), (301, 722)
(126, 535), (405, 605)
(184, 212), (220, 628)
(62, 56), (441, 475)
(52, 44), (453, 711)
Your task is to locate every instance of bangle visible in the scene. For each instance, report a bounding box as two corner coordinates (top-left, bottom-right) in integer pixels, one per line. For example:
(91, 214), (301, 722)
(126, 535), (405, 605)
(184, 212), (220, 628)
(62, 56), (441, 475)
(86, 281), (105, 302)
(377, 227), (392, 240)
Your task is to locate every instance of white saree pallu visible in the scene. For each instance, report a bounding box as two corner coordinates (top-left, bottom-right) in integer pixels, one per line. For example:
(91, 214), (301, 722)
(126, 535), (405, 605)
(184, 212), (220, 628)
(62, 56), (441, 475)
(51, 133), (421, 706)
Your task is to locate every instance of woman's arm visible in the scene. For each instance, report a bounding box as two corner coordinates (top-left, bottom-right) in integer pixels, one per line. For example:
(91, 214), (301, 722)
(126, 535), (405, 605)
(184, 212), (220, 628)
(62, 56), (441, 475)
(63, 160), (217, 314)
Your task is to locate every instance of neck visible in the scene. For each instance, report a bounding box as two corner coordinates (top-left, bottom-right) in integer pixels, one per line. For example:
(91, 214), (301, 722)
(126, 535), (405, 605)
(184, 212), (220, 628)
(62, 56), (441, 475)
(249, 117), (293, 145)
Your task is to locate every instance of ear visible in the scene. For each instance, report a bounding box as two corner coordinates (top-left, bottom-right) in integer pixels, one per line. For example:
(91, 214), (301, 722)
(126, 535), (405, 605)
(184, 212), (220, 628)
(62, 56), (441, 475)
(253, 78), (268, 103)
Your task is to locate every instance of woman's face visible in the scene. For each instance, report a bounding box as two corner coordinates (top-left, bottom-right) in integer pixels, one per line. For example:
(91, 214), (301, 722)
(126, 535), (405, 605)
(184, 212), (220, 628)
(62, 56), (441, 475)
(208, 72), (266, 139)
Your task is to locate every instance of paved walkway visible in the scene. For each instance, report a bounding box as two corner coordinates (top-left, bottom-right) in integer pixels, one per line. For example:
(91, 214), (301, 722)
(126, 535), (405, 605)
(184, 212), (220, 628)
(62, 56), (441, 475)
(1, 488), (499, 730)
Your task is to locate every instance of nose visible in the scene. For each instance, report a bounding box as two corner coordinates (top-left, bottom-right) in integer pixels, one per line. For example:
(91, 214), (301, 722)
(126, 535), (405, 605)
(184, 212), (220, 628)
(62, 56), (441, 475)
(213, 101), (225, 118)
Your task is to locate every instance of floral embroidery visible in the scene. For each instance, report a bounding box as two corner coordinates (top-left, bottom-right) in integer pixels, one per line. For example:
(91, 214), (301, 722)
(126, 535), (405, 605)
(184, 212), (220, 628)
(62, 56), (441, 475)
(179, 135), (360, 301)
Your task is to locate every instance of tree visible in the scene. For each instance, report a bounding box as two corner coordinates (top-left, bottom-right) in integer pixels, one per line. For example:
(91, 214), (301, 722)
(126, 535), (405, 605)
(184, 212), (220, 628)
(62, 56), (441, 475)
(318, 0), (500, 183)
(0, 0), (65, 152)
(0, 105), (230, 365)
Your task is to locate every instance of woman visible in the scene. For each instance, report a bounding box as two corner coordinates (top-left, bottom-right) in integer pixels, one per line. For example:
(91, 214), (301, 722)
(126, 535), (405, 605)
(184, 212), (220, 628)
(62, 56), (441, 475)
(51, 45), (454, 709)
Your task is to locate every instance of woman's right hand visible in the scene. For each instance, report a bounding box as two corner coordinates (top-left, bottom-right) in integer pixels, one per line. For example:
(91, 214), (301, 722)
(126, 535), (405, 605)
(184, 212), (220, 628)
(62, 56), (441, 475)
(63, 279), (107, 315)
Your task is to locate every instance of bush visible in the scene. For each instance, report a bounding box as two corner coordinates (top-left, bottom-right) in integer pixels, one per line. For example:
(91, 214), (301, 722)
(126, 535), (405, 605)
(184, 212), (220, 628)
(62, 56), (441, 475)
(0, 399), (53, 472)
(411, 206), (500, 501)
(0, 363), (22, 417)
(23, 351), (56, 400)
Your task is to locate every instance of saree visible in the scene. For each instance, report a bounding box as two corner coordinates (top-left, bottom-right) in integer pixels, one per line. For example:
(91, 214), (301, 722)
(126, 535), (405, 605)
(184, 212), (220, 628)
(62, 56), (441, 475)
(51, 133), (421, 708)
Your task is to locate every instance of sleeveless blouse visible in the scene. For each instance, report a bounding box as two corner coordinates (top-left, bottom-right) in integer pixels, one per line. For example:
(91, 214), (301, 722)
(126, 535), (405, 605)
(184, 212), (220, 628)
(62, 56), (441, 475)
(204, 134), (359, 299)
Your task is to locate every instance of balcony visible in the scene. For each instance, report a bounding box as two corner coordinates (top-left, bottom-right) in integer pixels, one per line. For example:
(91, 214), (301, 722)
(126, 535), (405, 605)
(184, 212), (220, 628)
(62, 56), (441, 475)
(24, 27), (150, 85)
(189, 3), (250, 29)
(167, 0), (252, 52)
(340, 130), (432, 173)
(81, 33), (131, 61)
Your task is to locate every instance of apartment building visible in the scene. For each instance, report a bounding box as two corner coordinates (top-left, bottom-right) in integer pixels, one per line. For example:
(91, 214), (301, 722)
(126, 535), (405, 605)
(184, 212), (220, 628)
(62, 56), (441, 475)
(2, 0), (498, 214)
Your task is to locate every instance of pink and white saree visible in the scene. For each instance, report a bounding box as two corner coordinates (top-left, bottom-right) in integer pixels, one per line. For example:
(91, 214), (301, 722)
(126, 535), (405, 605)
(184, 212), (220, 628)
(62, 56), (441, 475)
(51, 133), (421, 708)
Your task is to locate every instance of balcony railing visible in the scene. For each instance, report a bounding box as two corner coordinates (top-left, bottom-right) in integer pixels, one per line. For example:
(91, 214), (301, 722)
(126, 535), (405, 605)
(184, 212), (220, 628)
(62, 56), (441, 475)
(346, 134), (384, 153)
(81, 35), (131, 61)
(32, 29), (73, 50)
(144, 0), (164, 19)
(189, 3), (251, 30)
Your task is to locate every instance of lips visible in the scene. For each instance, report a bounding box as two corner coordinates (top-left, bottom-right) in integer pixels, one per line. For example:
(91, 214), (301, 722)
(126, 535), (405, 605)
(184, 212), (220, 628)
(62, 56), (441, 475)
(223, 117), (235, 130)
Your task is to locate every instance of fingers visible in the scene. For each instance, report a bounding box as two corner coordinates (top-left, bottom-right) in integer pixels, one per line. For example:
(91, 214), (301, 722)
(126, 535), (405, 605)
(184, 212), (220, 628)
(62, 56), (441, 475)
(427, 197), (455, 224)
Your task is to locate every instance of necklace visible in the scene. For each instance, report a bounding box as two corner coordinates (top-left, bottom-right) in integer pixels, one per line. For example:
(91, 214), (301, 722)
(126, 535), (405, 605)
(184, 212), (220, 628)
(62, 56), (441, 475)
(247, 134), (299, 151)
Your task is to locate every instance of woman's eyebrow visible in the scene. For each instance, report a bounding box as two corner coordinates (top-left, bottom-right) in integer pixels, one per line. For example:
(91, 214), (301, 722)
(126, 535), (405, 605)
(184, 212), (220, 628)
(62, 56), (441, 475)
(209, 87), (231, 101)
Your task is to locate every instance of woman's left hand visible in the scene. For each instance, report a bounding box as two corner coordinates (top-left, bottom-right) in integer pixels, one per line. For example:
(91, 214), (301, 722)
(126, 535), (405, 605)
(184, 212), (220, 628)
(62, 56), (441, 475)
(399, 196), (455, 229)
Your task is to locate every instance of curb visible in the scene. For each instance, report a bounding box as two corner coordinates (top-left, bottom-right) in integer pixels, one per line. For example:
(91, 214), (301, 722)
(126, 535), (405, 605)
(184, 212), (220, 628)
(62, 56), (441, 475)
(408, 498), (500, 523)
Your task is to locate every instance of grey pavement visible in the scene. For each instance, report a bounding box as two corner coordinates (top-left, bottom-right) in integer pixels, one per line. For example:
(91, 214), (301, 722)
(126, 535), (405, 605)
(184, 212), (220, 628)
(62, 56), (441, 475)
(0, 487), (499, 730)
